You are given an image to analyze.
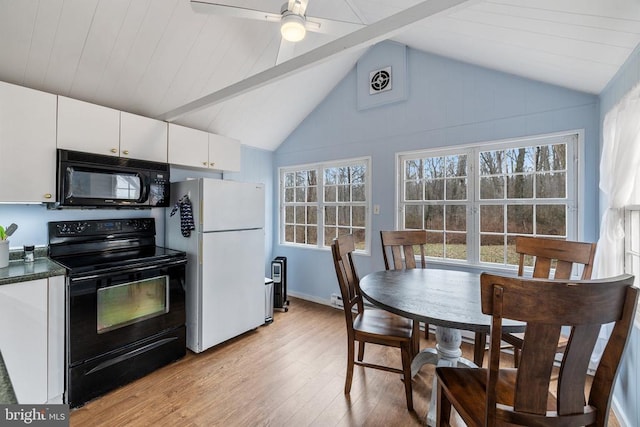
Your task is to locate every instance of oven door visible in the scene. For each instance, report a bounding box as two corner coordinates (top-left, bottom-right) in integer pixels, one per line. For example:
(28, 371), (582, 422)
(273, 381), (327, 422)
(68, 259), (186, 366)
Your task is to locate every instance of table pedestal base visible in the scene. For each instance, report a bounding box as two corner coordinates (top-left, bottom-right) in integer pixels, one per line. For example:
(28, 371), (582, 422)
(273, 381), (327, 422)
(412, 326), (477, 426)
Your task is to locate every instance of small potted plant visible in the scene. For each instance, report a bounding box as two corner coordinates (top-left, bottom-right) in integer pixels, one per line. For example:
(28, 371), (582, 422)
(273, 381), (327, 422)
(0, 225), (9, 268)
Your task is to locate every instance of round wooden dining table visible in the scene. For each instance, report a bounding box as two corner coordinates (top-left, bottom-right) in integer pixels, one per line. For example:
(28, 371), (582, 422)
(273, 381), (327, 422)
(359, 268), (525, 426)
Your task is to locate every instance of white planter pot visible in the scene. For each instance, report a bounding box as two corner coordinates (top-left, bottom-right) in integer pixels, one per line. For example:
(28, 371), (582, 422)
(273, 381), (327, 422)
(0, 240), (9, 268)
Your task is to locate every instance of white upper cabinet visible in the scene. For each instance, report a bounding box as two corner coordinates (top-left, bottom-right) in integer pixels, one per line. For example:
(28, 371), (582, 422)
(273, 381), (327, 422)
(0, 81), (57, 202)
(168, 123), (241, 172)
(167, 123), (210, 169)
(208, 133), (240, 172)
(120, 112), (168, 163)
(57, 96), (120, 156)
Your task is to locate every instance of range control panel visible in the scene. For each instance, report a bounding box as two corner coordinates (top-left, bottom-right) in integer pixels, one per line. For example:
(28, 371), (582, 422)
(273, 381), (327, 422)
(49, 218), (155, 237)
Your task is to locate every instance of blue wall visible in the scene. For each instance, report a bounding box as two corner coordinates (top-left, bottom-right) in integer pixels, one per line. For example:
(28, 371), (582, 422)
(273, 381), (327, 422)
(274, 41), (600, 303)
(599, 42), (640, 427)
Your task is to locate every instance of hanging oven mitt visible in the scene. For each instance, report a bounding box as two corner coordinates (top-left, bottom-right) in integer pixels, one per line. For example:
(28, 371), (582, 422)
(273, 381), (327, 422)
(170, 194), (196, 238)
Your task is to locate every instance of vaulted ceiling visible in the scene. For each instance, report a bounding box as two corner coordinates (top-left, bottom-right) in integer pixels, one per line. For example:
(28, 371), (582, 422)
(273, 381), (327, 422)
(0, 0), (639, 151)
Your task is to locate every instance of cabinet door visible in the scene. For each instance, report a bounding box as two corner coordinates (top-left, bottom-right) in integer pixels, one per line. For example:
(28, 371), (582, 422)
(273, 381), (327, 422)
(120, 112), (168, 162)
(0, 279), (48, 403)
(0, 82), (57, 202)
(167, 123), (208, 168)
(208, 133), (241, 172)
(57, 96), (120, 156)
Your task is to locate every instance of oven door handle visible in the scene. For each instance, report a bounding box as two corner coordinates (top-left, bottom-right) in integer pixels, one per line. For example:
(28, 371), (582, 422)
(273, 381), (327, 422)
(69, 259), (187, 283)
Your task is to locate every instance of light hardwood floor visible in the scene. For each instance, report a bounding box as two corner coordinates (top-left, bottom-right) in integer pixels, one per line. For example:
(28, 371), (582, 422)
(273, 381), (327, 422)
(70, 297), (620, 427)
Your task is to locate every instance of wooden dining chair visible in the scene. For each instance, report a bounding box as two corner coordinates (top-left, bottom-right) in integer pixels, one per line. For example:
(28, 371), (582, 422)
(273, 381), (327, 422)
(380, 230), (429, 349)
(436, 272), (638, 427)
(331, 234), (415, 411)
(474, 236), (597, 367)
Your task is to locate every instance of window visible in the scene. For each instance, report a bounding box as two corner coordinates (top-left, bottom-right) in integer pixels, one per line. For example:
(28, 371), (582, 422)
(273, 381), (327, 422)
(280, 158), (371, 252)
(398, 133), (579, 267)
(624, 206), (640, 319)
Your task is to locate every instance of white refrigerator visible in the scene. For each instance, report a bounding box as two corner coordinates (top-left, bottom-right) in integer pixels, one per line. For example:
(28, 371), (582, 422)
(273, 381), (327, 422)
(166, 178), (266, 353)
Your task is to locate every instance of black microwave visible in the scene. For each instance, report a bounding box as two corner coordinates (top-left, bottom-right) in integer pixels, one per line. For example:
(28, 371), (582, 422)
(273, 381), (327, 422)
(56, 149), (170, 208)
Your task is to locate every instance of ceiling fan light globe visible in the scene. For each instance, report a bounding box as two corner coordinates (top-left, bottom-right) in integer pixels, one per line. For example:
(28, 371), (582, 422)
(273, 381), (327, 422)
(280, 13), (306, 42)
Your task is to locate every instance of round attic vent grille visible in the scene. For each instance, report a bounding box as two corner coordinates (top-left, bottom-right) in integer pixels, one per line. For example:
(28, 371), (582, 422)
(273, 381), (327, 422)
(369, 67), (392, 94)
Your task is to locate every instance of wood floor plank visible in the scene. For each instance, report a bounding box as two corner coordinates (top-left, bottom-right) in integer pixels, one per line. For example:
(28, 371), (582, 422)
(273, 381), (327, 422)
(70, 297), (620, 427)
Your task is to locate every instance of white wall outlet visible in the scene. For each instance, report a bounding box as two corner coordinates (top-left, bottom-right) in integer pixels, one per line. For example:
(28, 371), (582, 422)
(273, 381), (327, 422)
(373, 204), (380, 215)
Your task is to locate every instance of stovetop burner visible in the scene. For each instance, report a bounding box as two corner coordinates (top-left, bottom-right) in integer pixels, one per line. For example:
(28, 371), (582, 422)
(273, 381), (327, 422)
(48, 218), (186, 277)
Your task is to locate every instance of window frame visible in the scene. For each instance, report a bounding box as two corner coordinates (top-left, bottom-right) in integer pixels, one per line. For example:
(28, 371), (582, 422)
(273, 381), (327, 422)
(279, 156), (372, 254)
(395, 131), (583, 269)
(624, 205), (640, 323)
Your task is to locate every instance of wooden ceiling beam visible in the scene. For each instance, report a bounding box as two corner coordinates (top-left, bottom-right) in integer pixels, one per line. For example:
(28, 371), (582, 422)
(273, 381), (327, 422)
(158, 0), (475, 122)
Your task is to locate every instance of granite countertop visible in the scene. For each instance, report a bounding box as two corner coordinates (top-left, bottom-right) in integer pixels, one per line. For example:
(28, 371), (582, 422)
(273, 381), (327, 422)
(0, 250), (66, 286)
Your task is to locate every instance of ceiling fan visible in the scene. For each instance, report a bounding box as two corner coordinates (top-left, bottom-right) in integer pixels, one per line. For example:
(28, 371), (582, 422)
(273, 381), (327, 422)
(190, 0), (364, 63)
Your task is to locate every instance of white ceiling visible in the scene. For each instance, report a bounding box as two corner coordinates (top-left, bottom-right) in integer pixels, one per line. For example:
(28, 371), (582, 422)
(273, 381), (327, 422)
(0, 0), (638, 152)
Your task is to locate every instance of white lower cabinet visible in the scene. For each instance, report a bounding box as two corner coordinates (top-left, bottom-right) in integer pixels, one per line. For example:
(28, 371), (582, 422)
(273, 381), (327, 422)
(0, 276), (64, 404)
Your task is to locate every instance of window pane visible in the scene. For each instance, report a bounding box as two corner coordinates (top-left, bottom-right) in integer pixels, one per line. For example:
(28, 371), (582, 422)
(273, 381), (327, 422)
(324, 226), (337, 246)
(536, 172), (566, 198)
(425, 205), (444, 230)
(296, 171), (307, 186)
(405, 159), (423, 180)
(295, 206), (305, 224)
(337, 185), (350, 202)
(337, 227), (351, 237)
(324, 206), (336, 226)
(352, 184), (366, 202)
(446, 205), (466, 231)
(424, 157), (445, 179)
(338, 206), (350, 226)
(284, 172), (295, 187)
(426, 231), (444, 257)
(285, 188), (294, 203)
(353, 229), (366, 250)
(480, 205), (503, 233)
(285, 206), (294, 223)
(285, 225), (294, 243)
(536, 205), (566, 236)
(307, 186), (317, 202)
(507, 236), (523, 266)
(446, 155), (467, 177)
(337, 167), (350, 184)
(446, 178), (467, 200)
(507, 205), (533, 234)
(480, 176), (504, 199)
(536, 144), (566, 172)
(507, 174), (533, 199)
(307, 206), (317, 224)
(505, 147), (535, 173)
(480, 234), (505, 263)
(405, 205), (423, 229)
(445, 232), (466, 260)
(324, 186), (336, 202)
(295, 187), (305, 202)
(405, 182), (422, 201)
(352, 206), (366, 227)
(307, 226), (317, 245)
(295, 226), (305, 243)
(351, 166), (365, 183)
(479, 150), (504, 175)
(425, 179), (444, 200)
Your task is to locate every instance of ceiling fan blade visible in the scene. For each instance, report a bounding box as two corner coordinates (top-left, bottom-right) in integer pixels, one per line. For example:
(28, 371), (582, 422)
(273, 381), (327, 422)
(304, 16), (365, 35)
(190, 1), (281, 22)
(276, 38), (296, 65)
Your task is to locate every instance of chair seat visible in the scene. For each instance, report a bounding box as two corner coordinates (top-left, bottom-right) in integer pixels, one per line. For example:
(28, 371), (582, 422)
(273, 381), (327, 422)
(353, 309), (413, 341)
(436, 367), (557, 426)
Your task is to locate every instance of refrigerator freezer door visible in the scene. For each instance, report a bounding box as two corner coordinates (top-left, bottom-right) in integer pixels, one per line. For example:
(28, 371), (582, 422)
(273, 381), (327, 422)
(200, 228), (265, 351)
(201, 179), (264, 232)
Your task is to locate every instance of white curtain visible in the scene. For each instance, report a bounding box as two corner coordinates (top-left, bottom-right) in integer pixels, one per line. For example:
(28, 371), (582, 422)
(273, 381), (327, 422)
(591, 83), (640, 368)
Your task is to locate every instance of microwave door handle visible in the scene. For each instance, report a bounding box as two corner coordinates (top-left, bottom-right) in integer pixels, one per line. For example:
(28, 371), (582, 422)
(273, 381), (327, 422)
(140, 174), (151, 203)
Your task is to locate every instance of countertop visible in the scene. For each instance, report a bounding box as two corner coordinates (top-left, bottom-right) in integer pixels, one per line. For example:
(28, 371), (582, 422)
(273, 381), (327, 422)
(0, 257), (66, 286)
(0, 351), (16, 404)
